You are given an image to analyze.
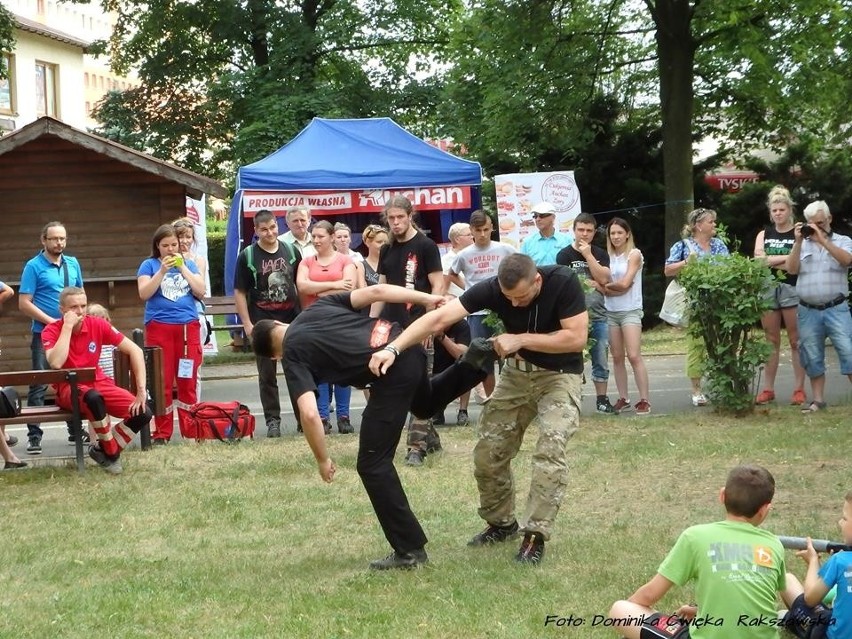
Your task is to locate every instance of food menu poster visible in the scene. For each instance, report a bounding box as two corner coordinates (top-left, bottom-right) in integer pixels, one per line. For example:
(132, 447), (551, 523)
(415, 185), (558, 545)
(494, 171), (582, 249)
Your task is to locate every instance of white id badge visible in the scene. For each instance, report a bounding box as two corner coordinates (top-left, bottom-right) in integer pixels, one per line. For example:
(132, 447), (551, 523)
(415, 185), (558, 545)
(177, 358), (194, 379)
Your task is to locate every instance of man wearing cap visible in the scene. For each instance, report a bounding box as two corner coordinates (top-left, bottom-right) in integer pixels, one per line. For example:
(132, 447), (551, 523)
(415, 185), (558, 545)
(520, 202), (573, 266)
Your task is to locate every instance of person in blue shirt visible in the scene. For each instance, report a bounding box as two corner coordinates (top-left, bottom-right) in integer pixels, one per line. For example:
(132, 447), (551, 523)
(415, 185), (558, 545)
(18, 221), (84, 454)
(520, 201), (573, 266)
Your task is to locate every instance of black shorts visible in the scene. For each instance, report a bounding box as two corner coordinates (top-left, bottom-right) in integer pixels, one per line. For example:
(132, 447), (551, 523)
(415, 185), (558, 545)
(640, 613), (690, 639)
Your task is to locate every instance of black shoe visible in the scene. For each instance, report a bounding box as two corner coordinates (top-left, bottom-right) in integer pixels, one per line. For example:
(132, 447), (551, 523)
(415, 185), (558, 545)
(296, 422), (303, 433)
(369, 548), (428, 570)
(460, 338), (498, 372)
(68, 432), (91, 445)
(405, 449), (425, 466)
(515, 532), (545, 564)
(596, 396), (615, 414)
(337, 416), (354, 434)
(468, 521), (520, 546)
(88, 445), (123, 475)
(5, 435), (18, 447)
(456, 409), (469, 426)
(431, 413), (445, 426)
(321, 418), (331, 435)
(4, 460), (28, 470)
(26, 438), (42, 455)
(152, 438), (168, 446)
(266, 418), (282, 438)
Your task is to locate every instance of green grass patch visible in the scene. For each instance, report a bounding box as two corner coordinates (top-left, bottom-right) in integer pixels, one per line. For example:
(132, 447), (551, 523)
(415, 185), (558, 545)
(2, 406), (848, 637)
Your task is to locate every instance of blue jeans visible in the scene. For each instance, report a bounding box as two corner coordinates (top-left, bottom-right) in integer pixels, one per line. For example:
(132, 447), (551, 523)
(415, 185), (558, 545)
(588, 318), (610, 383)
(317, 383), (351, 420)
(797, 304), (852, 378)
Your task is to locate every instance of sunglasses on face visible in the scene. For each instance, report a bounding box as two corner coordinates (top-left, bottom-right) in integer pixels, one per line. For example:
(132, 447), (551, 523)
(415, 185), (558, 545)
(532, 213), (554, 219)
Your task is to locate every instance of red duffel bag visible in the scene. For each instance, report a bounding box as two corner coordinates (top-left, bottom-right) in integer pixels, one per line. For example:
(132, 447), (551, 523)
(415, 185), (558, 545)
(186, 401), (255, 442)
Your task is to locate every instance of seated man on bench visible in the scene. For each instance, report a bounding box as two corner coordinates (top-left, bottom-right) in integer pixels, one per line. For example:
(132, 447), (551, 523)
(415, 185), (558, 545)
(43, 286), (152, 475)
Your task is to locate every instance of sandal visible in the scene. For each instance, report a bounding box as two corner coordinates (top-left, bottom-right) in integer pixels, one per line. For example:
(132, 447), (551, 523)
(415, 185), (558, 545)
(801, 401), (827, 414)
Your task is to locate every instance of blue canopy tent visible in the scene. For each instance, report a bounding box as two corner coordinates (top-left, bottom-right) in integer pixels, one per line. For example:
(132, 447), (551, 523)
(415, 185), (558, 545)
(224, 117), (482, 297)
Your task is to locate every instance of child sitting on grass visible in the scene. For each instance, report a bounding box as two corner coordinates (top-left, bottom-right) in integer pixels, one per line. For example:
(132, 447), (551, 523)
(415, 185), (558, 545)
(608, 464), (822, 639)
(795, 492), (852, 639)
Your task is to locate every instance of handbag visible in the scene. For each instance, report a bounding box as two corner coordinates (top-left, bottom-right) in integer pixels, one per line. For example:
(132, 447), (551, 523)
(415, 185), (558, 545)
(0, 387), (21, 418)
(659, 279), (688, 327)
(186, 401), (255, 442)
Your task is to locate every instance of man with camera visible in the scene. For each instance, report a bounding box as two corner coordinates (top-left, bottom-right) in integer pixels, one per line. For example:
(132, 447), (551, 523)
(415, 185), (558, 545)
(787, 200), (852, 413)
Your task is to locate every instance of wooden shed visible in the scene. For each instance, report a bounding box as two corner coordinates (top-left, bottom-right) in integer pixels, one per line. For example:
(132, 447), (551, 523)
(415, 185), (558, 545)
(0, 116), (227, 373)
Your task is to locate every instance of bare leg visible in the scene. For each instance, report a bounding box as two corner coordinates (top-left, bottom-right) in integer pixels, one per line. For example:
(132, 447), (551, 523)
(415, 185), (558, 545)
(609, 325), (628, 400)
(760, 310), (782, 391)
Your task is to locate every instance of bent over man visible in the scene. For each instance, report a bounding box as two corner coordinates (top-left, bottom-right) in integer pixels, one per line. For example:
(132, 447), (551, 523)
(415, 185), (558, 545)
(43, 287), (152, 475)
(370, 254), (588, 564)
(251, 284), (488, 571)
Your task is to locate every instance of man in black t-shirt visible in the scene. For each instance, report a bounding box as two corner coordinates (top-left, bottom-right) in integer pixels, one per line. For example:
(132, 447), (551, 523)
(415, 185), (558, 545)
(372, 196), (445, 466)
(234, 210), (301, 437)
(556, 213), (615, 414)
(370, 254), (588, 565)
(251, 284), (488, 571)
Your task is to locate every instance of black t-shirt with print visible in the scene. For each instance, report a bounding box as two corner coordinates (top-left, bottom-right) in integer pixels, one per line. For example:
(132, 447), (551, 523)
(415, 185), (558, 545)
(282, 293), (403, 404)
(234, 241), (301, 323)
(378, 232), (442, 327)
(458, 265), (586, 373)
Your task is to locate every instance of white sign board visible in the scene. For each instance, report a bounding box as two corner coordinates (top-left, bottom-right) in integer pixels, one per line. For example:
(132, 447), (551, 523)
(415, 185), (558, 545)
(494, 171), (582, 248)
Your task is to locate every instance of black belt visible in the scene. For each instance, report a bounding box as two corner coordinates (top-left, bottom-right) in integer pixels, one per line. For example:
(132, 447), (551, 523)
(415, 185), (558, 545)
(799, 295), (847, 311)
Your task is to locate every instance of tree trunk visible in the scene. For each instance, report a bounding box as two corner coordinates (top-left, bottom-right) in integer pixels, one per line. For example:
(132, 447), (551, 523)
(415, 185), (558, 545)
(654, 0), (695, 251)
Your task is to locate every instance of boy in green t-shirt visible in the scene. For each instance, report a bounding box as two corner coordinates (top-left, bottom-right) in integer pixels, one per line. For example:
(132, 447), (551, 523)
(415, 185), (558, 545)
(608, 465), (804, 639)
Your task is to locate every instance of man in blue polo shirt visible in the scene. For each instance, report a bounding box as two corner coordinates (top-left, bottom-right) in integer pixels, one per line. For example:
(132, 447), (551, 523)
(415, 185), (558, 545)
(520, 202), (573, 266)
(18, 221), (84, 454)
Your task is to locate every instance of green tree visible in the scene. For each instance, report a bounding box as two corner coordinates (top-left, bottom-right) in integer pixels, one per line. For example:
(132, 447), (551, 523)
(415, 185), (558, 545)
(0, 6), (14, 79)
(90, 0), (459, 179)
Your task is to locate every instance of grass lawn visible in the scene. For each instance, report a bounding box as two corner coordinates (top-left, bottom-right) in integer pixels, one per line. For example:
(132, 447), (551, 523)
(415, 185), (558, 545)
(5, 405), (847, 638)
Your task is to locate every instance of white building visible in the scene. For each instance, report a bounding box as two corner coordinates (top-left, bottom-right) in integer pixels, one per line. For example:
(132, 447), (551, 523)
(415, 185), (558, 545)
(0, 0), (135, 132)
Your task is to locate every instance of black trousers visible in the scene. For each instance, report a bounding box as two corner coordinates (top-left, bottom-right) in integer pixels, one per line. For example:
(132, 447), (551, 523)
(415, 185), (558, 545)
(256, 356), (289, 424)
(356, 349), (487, 553)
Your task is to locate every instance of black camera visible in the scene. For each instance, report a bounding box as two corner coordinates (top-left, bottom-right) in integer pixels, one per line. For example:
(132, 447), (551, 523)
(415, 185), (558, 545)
(800, 224), (815, 238)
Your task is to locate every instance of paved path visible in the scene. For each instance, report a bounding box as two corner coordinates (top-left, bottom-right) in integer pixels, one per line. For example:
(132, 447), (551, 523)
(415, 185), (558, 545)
(9, 349), (850, 467)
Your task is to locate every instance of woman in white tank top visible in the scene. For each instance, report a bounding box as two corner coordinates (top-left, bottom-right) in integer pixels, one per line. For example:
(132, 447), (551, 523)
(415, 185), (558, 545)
(603, 218), (650, 415)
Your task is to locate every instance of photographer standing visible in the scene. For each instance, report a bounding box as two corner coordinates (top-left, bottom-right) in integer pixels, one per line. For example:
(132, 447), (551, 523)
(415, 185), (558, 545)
(787, 200), (852, 413)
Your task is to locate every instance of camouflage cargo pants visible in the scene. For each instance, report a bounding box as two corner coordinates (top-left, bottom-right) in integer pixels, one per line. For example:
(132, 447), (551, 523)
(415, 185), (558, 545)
(473, 364), (581, 540)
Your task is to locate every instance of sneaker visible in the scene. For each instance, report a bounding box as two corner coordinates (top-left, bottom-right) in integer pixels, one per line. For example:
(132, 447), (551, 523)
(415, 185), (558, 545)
(612, 397), (632, 413)
(4, 460), (28, 470)
(266, 418), (282, 438)
(337, 416), (354, 434)
(26, 438), (42, 455)
(5, 435), (18, 447)
(405, 449), (425, 467)
(67, 432), (91, 445)
(467, 521), (520, 546)
(515, 532), (545, 564)
(88, 445), (123, 475)
(790, 388), (806, 405)
(456, 409), (469, 426)
(368, 548), (428, 570)
(431, 413), (445, 426)
(595, 397), (615, 414)
(461, 338), (498, 372)
(634, 399), (651, 415)
(691, 392), (708, 407)
(755, 389), (776, 405)
(321, 418), (331, 435)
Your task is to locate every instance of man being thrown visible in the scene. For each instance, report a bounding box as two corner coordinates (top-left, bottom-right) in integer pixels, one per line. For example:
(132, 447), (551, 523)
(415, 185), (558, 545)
(369, 253), (588, 564)
(43, 287), (152, 475)
(251, 284), (489, 570)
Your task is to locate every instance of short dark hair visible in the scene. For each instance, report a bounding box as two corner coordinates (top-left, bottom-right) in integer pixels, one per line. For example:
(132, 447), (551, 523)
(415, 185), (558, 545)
(497, 254), (537, 289)
(723, 465), (775, 518)
(59, 286), (86, 307)
(573, 212), (596, 229)
(150, 224), (178, 258)
(41, 221), (65, 239)
(251, 319), (279, 359)
(469, 209), (491, 229)
(255, 210), (276, 227)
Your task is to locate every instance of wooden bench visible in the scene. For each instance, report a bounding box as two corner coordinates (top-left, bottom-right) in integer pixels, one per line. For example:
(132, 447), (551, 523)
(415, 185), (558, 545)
(0, 368), (96, 473)
(203, 296), (250, 351)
